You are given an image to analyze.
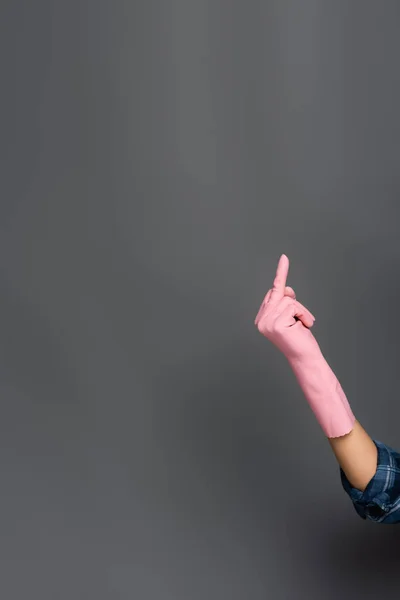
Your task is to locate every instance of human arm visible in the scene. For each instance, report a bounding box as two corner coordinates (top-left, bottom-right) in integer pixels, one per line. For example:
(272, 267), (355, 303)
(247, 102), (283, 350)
(254, 255), (400, 523)
(328, 420), (377, 492)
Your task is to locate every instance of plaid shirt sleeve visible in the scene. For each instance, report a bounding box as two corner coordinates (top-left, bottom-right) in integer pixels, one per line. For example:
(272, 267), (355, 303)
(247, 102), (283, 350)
(340, 439), (400, 524)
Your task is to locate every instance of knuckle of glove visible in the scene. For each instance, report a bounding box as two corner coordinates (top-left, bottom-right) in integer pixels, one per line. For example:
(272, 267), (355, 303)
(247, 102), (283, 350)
(257, 314), (274, 337)
(257, 298), (294, 338)
(258, 314), (281, 338)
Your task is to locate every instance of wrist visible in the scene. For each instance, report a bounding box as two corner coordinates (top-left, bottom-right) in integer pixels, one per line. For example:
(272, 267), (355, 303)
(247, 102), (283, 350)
(286, 346), (325, 369)
(287, 350), (355, 438)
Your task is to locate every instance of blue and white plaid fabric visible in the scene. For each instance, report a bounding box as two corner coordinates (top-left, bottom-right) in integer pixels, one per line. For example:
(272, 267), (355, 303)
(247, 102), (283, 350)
(340, 439), (400, 524)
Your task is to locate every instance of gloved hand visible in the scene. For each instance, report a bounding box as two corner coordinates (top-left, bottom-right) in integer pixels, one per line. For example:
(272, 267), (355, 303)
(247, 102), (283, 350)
(255, 254), (355, 438)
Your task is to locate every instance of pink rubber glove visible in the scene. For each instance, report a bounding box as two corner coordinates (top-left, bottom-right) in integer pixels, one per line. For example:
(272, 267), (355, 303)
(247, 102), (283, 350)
(255, 254), (355, 438)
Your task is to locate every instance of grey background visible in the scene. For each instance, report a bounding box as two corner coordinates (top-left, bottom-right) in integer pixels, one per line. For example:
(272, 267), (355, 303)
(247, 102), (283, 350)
(0, 1), (399, 598)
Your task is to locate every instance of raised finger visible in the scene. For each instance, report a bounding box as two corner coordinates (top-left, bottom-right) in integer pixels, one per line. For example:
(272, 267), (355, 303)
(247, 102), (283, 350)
(269, 254), (289, 305)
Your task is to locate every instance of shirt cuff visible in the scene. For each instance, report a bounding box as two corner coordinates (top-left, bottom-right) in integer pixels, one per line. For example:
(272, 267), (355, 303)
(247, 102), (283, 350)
(340, 439), (400, 523)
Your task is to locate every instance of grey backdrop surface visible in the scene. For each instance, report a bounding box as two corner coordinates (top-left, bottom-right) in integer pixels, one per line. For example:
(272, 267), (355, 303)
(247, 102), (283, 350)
(1, 1), (400, 598)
